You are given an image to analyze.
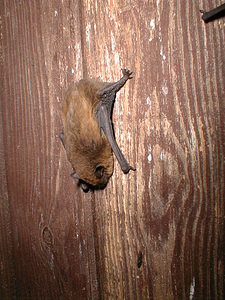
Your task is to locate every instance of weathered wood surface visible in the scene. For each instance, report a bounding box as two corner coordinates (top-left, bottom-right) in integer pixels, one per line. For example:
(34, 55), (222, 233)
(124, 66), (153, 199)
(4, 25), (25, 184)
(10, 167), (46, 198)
(0, 0), (224, 299)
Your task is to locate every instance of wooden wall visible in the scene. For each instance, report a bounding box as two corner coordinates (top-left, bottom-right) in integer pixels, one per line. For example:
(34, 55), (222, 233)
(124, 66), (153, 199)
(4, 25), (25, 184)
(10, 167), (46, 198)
(0, 0), (224, 299)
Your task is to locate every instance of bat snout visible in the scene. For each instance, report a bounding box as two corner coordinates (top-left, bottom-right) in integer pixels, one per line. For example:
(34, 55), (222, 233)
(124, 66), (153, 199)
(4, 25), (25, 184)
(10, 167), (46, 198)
(78, 173), (110, 192)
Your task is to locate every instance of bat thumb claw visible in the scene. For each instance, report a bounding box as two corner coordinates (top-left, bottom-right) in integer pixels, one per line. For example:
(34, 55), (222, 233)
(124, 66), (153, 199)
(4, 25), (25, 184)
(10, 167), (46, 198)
(122, 165), (136, 174)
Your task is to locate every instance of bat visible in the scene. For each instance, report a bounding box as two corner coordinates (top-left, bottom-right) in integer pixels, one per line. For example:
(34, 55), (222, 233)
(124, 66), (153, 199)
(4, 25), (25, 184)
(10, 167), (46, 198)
(60, 68), (135, 192)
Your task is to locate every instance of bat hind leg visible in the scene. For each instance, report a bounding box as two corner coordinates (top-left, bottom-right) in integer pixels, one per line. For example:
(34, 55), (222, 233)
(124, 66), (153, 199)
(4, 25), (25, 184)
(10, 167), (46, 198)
(97, 68), (133, 98)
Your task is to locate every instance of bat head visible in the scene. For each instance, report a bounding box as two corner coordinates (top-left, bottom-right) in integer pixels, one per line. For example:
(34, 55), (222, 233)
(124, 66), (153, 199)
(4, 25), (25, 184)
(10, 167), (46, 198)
(69, 140), (114, 192)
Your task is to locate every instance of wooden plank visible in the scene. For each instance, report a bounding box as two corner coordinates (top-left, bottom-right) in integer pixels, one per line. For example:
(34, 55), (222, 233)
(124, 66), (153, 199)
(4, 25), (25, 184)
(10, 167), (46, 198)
(0, 93), (16, 299)
(0, 0), (224, 299)
(81, 0), (225, 298)
(0, 0), (98, 299)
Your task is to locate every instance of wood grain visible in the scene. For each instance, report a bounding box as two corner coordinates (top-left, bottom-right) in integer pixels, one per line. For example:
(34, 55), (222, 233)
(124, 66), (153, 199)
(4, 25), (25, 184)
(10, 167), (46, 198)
(0, 94), (16, 300)
(81, 0), (225, 299)
(0, 1), (98, 299)
(0, 0), (224, 299)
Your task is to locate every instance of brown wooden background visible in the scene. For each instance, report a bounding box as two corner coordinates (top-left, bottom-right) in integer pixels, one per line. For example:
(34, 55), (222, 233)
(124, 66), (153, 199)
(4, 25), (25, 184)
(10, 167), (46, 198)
(0, 0), (224, 299)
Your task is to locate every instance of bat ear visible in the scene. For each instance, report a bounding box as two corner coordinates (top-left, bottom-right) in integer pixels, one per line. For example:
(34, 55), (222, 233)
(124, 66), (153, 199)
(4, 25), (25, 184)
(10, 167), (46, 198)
(70, 171), (80, 179)
(94, 165), (105, 179)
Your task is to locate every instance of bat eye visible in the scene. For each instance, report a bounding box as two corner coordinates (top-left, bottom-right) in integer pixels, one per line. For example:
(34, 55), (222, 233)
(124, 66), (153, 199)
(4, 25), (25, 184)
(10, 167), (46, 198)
(94, 165), (105, 179)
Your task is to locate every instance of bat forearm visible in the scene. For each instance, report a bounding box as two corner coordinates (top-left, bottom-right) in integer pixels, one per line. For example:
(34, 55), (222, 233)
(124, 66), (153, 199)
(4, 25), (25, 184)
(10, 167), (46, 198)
(96, 105), (135, 174)
(95, 68), (135, 174)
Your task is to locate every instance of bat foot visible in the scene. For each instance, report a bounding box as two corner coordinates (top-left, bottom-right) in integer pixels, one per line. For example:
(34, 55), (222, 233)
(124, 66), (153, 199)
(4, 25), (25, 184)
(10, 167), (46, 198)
(121, 68), (133, 79)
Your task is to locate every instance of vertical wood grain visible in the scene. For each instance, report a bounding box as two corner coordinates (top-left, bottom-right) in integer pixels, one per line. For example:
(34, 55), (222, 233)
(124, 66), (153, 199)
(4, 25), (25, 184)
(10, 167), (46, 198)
(0, 0), (224, 299)
(81, 0), (225, 299)
(0, 0), (98, 299)
(0, 97), (16, 300)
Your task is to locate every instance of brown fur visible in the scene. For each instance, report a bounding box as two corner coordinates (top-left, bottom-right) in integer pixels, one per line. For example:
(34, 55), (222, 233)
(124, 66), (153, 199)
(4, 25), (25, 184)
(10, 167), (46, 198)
(62, 79), (114, 187)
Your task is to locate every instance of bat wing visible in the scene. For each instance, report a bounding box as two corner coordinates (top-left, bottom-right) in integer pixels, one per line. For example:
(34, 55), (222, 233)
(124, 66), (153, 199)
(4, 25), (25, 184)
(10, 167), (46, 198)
(95, 69), (135, 174)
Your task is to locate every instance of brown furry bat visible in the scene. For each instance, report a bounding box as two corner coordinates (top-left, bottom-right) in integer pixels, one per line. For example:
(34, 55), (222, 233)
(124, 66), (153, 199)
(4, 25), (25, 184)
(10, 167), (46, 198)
(60, 69), (135, 192)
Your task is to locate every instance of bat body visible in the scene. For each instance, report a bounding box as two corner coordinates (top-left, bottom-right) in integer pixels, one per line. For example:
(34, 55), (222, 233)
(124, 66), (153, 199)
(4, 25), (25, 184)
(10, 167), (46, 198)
(61, 69), (135, 191)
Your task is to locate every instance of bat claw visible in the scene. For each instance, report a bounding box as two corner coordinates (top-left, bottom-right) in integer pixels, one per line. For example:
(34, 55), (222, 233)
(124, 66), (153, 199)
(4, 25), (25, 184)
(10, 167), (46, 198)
(121, 68), (133, 79)
(122, 164), (136, 174)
